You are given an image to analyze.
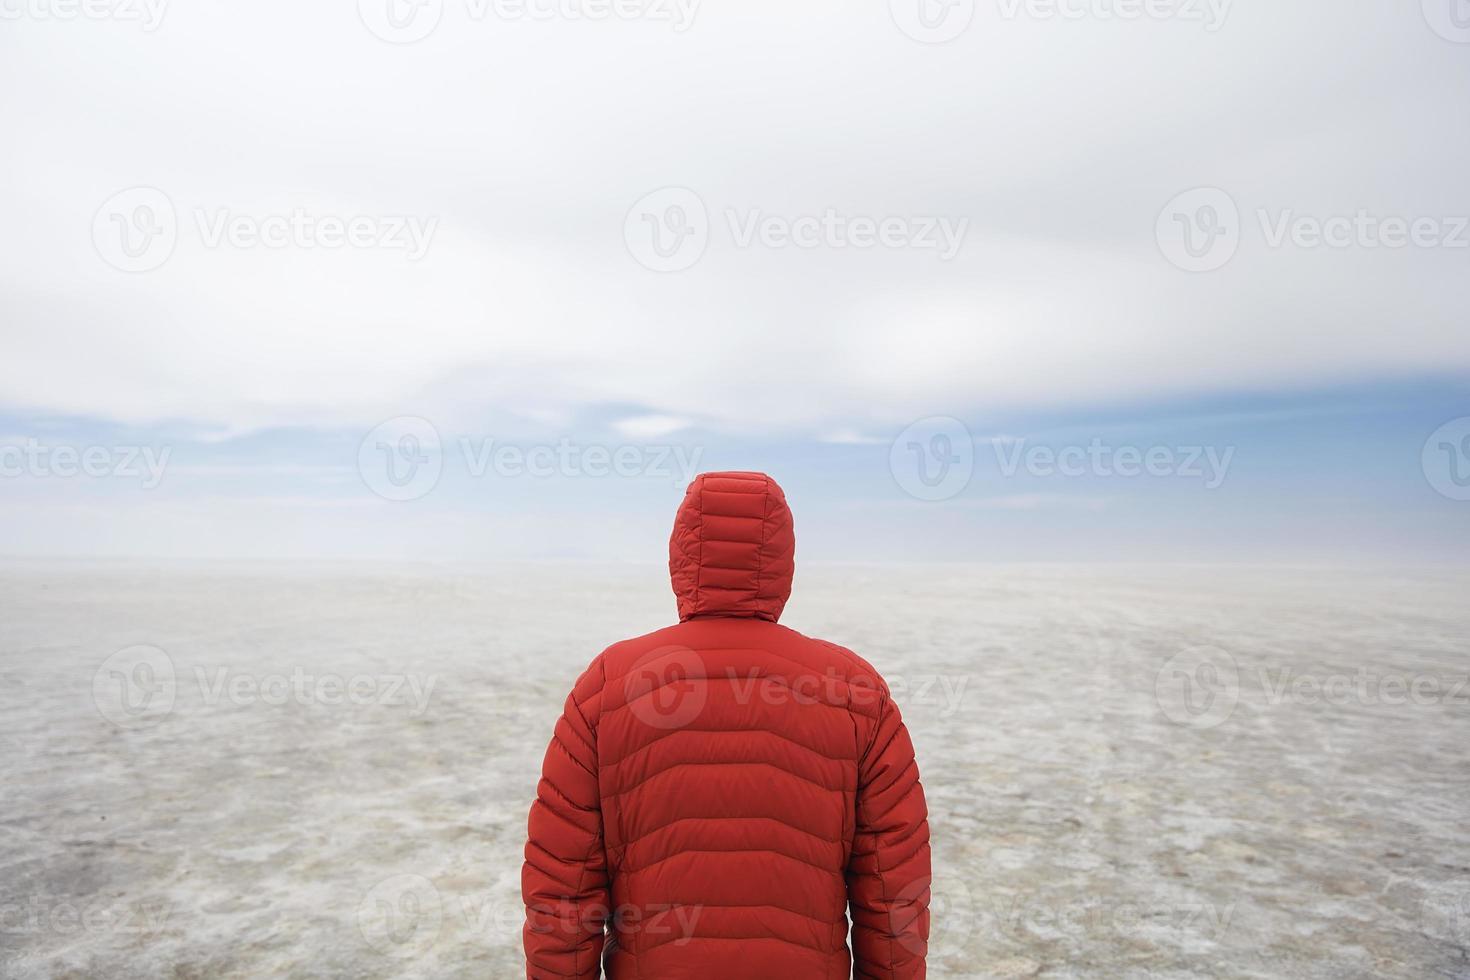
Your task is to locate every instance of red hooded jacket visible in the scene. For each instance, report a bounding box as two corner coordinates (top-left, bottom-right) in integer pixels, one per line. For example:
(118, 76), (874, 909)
(522, 471), (931, 978)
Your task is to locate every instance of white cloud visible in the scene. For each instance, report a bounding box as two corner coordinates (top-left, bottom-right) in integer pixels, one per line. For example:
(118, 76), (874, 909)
(819, 429), (885, 445)
(611, 414), (694, 439)
(1, 1), (1466, 440)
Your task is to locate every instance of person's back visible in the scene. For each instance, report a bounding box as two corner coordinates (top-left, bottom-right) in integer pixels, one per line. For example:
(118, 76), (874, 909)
(523, 472), (931, 979)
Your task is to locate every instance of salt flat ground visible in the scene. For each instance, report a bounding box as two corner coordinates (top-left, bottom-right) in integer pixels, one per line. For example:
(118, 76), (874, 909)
(0, 562), (1466, 979)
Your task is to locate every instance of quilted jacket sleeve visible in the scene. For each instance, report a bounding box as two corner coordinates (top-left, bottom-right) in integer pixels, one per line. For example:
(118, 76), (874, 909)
(522, 659), (609, 979)
(847, 692), (932, 979)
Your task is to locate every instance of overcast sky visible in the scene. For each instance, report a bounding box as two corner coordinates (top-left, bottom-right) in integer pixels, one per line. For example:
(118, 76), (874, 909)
(1, 0), (1468, 561)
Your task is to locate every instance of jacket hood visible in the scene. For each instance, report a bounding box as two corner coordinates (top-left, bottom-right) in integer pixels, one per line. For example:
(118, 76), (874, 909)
(669, 471), (795, 622)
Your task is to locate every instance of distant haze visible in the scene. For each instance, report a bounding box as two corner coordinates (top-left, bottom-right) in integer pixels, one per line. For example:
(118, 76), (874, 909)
(1, 1), (1467, 560)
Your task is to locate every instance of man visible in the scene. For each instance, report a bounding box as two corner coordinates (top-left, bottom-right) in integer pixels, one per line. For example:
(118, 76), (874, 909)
(522, 471), (931, 978)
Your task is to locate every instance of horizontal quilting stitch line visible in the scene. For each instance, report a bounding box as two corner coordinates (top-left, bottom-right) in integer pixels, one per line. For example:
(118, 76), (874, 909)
(700, 487), (768, 502)
(695, 556), (760, 568)
(599, 712), (849, 752)
(606, 643), (805, 663)
(534, 770), (599, 820)
(849, 846), (928, 879)
(621, 845), (843, 878)
(531, 794), (598, 837)
(702, 475), (766, 486)
(697, 514), (764, 524)
(574, 692), (604, 726)
(858, 922), (923, 940)
(550, 731), (596, 779)
(617, 900), (843, 929)
(573, 678), (605, 709)
(599, 700), (851, 746)
(851, 919), (921, 940)
(728, 644), (850, 676)
(640, 925), (839, 956)
(524, 837), (595, 867)
(567, 688), (603, 722)
(749, 627), (874, 685)
(641, 932), (839, 957)
(602, 726), (853, 769)
(864, 758), (919, 807)
(522, 856), (580, 887)
(862, 720), (908, 773)
(619, 813), (841, 848)
(873, 806), (930, 851)
(877, 835), (930, 872)
(809, 636), (881, 682)
(703, 471), (767, 482)
(700, 505), (766, 514)
(536, 769), (597, 815)
(600, 674), (859, 728)
(703, 486), (766, 495)
(859, 782), (921, 834)
(525, 925), (602, 946)
(523, 840), (596, 879)
(526, 950), (606, 979)
(605, 643), (863, 688)
(850, 811), (928, 856)
(606, 760), (842, 799)
(636, 925), (845, 958)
